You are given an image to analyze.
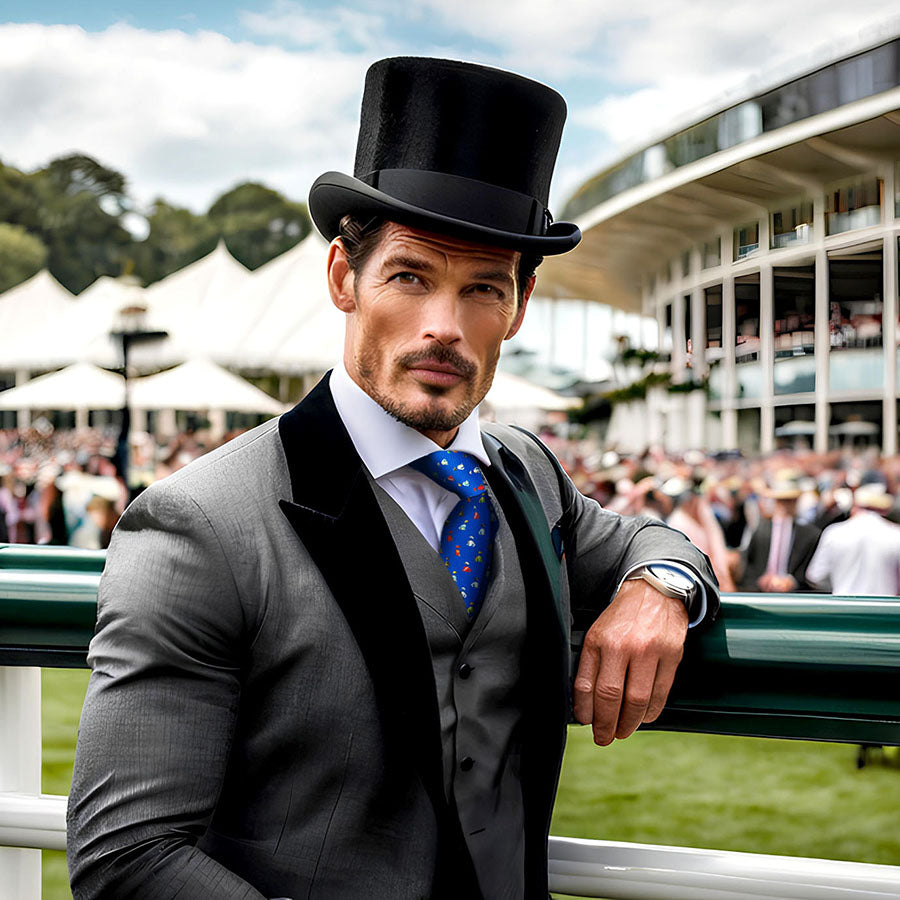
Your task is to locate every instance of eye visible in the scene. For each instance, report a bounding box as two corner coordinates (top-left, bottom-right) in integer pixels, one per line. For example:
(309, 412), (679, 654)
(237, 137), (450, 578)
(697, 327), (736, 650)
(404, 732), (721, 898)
(390, 271), (422, 285)
(470, 283), (504, 300)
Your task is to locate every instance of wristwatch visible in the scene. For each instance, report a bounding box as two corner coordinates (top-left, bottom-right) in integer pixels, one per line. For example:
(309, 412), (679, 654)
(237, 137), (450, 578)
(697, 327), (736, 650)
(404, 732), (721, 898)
(625, 563), (698, 612)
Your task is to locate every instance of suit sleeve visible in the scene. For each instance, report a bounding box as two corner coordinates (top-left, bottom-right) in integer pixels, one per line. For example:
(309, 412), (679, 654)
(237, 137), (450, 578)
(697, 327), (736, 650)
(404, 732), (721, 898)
(67, 481), (268, 900)
(559, 474), (720, 627)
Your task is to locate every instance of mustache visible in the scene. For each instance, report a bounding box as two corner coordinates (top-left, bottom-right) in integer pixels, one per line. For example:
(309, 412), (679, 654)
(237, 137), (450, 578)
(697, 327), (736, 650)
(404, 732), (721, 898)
(398, 345), (477, 378)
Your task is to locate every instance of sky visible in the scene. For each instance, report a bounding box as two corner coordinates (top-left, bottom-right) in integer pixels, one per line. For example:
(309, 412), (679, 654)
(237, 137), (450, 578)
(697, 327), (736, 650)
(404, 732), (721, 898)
(1, 1), (898, 225)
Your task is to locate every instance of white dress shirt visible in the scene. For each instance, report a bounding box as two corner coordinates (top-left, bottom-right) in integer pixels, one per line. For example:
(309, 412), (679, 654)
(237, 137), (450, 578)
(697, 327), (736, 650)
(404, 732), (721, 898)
(330, 362), (705, 623)
(329, 362), (490, 551)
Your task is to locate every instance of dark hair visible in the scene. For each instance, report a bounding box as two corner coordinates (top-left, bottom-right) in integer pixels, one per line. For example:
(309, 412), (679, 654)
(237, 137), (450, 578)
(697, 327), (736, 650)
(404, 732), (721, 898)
(337, 215), (541, 306)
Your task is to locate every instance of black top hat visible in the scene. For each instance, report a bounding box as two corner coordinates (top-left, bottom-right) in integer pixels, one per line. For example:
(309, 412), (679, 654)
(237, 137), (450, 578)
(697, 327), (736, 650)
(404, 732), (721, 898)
(309, 57), (581, 255)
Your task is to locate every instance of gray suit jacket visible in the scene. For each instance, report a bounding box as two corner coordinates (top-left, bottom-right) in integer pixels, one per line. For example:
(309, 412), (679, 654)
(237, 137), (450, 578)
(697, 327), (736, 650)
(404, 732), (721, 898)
(67, 375), (718, 899)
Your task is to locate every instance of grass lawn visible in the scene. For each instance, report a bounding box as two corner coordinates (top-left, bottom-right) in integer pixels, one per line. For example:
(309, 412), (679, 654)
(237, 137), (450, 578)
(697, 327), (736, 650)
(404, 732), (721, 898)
(40, 669), (900, 900)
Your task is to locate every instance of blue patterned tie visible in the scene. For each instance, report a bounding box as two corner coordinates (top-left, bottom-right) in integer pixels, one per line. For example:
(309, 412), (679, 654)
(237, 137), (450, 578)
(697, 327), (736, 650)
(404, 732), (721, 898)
(411, 451), (498, 620)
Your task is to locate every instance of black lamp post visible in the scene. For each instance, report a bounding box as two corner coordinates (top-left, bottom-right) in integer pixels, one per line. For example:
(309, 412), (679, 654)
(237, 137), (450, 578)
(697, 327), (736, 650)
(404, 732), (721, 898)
(110, 304), (167, 498)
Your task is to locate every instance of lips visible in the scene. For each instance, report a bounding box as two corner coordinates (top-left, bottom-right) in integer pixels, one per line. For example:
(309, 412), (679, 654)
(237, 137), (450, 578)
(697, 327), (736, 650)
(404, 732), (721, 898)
(407, 358), (466, 386)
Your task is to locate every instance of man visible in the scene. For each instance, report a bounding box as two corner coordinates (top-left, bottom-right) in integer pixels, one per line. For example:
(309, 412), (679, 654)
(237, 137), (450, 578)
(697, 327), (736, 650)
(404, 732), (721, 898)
(67, 58), (718, 900)
(806, 484), (900, 595)
(739, 478), (821, 592)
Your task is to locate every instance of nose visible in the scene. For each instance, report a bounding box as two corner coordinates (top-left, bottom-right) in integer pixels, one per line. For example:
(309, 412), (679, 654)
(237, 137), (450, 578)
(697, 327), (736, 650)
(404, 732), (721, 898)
(420, 291), (462, 345)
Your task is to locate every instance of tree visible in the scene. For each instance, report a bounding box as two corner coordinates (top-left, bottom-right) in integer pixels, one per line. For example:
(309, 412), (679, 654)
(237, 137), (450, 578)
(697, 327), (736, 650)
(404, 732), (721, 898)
(132, 200), (218, 287)
(0, 154), (134, 294)
(207, 182), (310, 270)
(29, 154), (134, 293)
(0, 223), (48, 294)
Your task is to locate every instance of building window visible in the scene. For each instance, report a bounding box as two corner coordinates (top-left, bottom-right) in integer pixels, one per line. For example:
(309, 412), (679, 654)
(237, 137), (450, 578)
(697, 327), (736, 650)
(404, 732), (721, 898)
(734, 222), (759, 260)
(683, 294), (692, 359)
(774, 264), (816, 395)
(705, 284), (723, 359)
(830, 401), (882, 450)
(825, 177), (883, 235)
(737, 408), (761, 455)
(895, 160), (900, 218)
(735, 273), (761, 399)
(702, 238), (721, 269)
(771, 201), (813, 249)
(774, 404), (816, 449)
(681, 249), (691, 277)
(829, 250), (884, 392)
(661, 302), (673, 363)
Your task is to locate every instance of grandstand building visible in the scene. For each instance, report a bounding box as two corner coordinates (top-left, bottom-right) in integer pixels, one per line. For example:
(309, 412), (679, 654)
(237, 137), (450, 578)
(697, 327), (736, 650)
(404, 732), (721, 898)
(550, 33), (900, 455)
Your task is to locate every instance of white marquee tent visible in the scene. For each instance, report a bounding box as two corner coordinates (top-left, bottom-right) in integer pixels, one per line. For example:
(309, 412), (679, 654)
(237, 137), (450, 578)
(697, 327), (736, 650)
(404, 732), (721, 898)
(0, 271), (76, 370)
(0, 363), (125, 411)
(215, 232), (337, 372)
(0, 235), (578, 428)
(130, 359), (285, 416)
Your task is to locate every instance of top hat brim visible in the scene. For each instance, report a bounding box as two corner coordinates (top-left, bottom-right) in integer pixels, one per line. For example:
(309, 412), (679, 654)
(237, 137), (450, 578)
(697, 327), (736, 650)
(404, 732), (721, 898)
(309, 172), (581, 256)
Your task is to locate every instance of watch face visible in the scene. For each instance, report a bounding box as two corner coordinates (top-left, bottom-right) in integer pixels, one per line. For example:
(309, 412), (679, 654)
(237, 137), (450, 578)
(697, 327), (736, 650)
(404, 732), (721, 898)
(647, 563), (695, 593)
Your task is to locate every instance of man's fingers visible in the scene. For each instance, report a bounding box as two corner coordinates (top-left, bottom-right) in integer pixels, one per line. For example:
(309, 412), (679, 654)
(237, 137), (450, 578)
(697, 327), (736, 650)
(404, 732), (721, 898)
(612, 658), (657, 740)
(573, 640), (602, 725)
(643, 653), (681, 724)
(588, 654), (628, 746)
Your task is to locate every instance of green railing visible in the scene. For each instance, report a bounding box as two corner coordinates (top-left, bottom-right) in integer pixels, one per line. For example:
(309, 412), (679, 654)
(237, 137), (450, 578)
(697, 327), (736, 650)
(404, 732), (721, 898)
(2, 543), (899, 746)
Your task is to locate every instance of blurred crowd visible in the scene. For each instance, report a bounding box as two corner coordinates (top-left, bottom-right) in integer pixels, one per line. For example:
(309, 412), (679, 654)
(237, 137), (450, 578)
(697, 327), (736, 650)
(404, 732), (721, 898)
(0, 420), (236, 549)
(3, 419), (900, 595)
(540, 429), (900, 596)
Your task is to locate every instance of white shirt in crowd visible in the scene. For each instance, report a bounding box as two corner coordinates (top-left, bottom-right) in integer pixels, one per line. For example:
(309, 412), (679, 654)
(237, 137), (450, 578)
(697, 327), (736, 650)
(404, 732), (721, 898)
(806, 510), (900, 596)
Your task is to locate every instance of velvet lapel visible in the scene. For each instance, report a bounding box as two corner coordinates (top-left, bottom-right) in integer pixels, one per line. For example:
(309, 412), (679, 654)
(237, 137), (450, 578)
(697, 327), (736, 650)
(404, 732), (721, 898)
(276, 374), (445, 813)
(481, 433), (569, 894)
(482, 434), (566, 639)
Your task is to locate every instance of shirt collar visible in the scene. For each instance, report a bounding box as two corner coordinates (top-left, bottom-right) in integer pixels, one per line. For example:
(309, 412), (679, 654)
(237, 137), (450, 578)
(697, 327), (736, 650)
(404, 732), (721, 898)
(329, 362), (490, 479)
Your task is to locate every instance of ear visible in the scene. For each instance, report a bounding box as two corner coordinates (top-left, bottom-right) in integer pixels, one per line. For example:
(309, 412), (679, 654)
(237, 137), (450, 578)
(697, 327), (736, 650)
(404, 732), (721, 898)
(327, 239), (356, 313)
(504, 274), (534, 340)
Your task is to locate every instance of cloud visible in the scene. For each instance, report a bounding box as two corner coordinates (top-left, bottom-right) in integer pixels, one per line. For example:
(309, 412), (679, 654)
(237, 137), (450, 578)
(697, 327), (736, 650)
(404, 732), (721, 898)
(1, 2), (897, 217)
(0, 22), (369, 212)
(240, 0), (392, 53)
(569, 0), (900, 148)
(404, 0), (898, 150)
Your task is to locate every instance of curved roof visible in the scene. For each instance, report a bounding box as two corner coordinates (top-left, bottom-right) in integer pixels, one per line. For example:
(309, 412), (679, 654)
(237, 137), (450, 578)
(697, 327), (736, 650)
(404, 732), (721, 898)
(539, 35), (900, 311)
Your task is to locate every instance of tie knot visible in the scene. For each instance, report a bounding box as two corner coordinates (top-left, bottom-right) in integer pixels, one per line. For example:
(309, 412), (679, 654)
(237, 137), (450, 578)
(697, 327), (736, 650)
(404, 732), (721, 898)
(411, 451), (489, 500)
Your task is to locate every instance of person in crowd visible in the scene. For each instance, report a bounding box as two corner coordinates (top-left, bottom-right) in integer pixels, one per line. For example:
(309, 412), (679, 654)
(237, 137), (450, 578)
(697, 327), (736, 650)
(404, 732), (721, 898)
(739, 477), (821, 592)
(66, 57), (718, 900)
(665, 476), (737, 592)
(806, 484), (900, 596)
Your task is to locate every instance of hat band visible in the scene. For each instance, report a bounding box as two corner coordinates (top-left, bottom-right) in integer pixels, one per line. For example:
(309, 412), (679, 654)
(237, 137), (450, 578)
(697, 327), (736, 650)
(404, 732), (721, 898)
(364, 169), (549, 237)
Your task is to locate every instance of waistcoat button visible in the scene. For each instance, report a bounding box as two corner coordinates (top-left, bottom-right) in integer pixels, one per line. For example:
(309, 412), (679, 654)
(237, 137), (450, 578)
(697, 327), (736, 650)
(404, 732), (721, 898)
(458, 663), (473, 679)
(460, 756), (475, 771)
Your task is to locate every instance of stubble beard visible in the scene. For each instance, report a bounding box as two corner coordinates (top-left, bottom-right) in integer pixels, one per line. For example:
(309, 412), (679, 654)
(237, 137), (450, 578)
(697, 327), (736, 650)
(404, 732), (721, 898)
(357, 344), (496, 433)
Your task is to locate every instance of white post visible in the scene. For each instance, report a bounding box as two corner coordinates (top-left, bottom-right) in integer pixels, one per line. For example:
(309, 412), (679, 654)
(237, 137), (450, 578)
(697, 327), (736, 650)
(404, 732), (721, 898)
(208, 409), (227, 442)
(881, 162), (897, 455)
(156, 408), (177, 439)
(0, 667), (42, 899)
(15, 370), (31, 430)
(759, 262), (775, 454)
(722, 274), (737, 449)
(814, 248), (830, 455)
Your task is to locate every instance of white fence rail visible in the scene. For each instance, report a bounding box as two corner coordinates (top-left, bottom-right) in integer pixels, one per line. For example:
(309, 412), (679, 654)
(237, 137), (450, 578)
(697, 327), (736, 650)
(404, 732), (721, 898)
(1, 789), (899, 900)
(548, 836), (900, 899)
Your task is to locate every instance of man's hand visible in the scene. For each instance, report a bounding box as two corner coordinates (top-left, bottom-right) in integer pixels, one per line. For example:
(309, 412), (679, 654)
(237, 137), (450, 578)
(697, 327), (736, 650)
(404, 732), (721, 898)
(573, 579), (689, 746)
(757, 573), (797, 593)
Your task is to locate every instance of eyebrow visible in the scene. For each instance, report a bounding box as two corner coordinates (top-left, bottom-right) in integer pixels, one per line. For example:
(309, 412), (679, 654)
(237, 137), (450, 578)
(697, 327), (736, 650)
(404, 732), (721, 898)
(471, 269), (515, 287)
(382, 255), (514, 280)
(381, 254), (434, 273)
(380, 254), (516, 291)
